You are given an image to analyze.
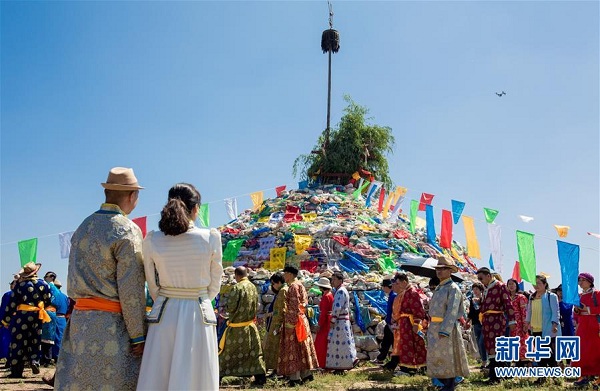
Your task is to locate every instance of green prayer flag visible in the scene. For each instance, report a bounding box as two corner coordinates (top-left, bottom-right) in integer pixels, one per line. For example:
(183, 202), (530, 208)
(198, 204), (210, 227)
(516, 230), (537, 284)
(353, 181), (371, 200)
(377, 254), (397, 274)
(223, 238), (245, 261)
(409, 200), (419, 234)
(484, 208), (499, 224)
(18, 238), (38, 267)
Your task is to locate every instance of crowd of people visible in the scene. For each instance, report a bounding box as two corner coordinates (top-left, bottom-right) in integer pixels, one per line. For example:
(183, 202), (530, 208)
(1, 166), (599, 391)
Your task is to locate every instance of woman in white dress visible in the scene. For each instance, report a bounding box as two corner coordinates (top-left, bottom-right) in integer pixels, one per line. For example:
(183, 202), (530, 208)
(137, 183), (223, 391)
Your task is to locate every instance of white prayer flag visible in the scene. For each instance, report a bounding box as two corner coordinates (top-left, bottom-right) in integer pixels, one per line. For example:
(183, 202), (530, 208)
(519, 215), (534, 223)
(59, 231), (74, 259)
(587, 232), (600, 239)
(487, 224), (503, 273)
(224, 198), (238, 221)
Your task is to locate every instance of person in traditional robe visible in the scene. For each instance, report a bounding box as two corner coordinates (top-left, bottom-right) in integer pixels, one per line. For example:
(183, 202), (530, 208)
(2, 262), (52, 378)
(426, 255), (470, 391)
(325, 271), (357, 372)
(466, 282), (487, 368)
(476, 267), (515, 384)
(552, 285), (574, 337)
(219, 266), (266, 385)
(137, 183), (223, 391)
(390, 272), (427, 375)
(278, 265), (318, 386)
(507, 278), (529, 366)
(264, 272), (288, 375)
(50, 279), (69, 361)
(313, 277), (333, 368)
(375, 278), (396, 364)
(0, 279), (17, 367)
(572, 272), (600, 388)
(54, 167), (147, 391)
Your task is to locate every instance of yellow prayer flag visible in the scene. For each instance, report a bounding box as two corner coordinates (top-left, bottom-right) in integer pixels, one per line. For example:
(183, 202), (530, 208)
(269, 247), (287, 270)
(462, 215), (481, 259)
(382, 193), (394, 218)
(250, 191), (263, 211)
(257, 216), (269, 223)
(301, 212), (318, 222)
(396, 186), (408, 197)
(554, 225), (570, 238)
(294, 234), (312, 255)
(352, 171), (360, 180)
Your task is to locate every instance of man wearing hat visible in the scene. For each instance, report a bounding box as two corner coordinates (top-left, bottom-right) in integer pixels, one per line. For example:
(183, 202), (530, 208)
(55, 167), (147, 391)
(426, 255), (470, 391)
(278, 265), (318, 386)
(375, 276), (396, 365)
(476, 266), (515, 384)
(313, 276), (333, 368)
(573, 272), (600, 387)
(1, 262), (52, 378)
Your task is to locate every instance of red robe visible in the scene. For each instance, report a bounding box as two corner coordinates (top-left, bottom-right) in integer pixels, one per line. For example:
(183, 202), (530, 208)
(391, 285), (427, 368)
(573, 289), (600, 376)
(314, 291), (334, 368)
(481, 280), (515, 354)
(509, 293), (529, 360)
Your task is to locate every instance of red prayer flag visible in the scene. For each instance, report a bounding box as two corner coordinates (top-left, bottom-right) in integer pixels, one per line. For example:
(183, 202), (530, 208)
(512, 261), (521, 282)
(440, 209), (453, 249)
(300, 260), (319, 273)
(378, 188), (386, 213)
(332, 236), (350, 247)
(418, 193), (435, 211)
(132, 216), (147, 238)
(275, 185), (286, 197)
(392, 229), (410, 239)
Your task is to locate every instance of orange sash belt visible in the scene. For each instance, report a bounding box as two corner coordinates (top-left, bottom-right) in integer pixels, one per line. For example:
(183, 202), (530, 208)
(17, 303), (52, 323)
(74, 298), (122, 313)
(479, 310), (503, 323)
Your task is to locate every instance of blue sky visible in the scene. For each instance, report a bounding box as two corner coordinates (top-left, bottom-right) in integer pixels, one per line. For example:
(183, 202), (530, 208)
(1, 1), (598, 291)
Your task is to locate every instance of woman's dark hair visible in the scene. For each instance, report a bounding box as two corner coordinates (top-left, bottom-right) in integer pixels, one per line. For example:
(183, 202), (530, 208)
(428, 275), (440, 288)
(270, 272), (285, 285)
(471, 282), (484, 291)
(506, 278), (521, 293)
(394, 272), (409, 283)
(535, 275), (549, 290)
(159, 183), (201, 236)
(332, 271), (344, 281)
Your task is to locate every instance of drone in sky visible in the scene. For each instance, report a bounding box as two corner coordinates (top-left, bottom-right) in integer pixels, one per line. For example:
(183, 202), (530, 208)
(495, 91), (506, 97)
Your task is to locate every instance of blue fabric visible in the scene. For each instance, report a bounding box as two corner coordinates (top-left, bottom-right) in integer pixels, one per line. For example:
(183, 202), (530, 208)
(298, 180), (308, 190)
(50, 285), (69, 315)
(488, 254), (495, 271)
(52, 316), (67, 359)
(526, 292), (561, 337)
(363, 290), (387, 317)
(451, 200), (465, 224)
(558, 302), (575, 336)
(425, 204), (436, 245)
(341, 252), (370, 273)
(365, 183), (379, 207)
(353, 291), (366, 332)
(368, 238), (390, 250)
(0, 290), (12, 358)
(557, 240), (580, 306)
(385, 291), (396, 324)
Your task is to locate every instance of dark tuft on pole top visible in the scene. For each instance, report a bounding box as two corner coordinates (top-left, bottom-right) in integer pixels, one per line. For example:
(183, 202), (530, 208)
(321, 29), (340, 54)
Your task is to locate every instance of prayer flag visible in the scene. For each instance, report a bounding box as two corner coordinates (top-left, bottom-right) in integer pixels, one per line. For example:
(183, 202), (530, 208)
(483, 208), (499, 224)
(250, 191), (263, 211)
(365, 181), (380, 207)
(554, 225), (570, 238)
(18, 238), (38, 267)
(353, 291), (367, 332)
(387, 195), (405, 222)
(294, 234), (312, 255)
(298, 180), (308, 190)
(132, 216), (147, 238)
(440, 209), (453, 249)
(382, 190), (395, 218)
(198, 204), (210, 227)
(451, 200), (465, 224)
(409, 200), (419, 234)
(269, 247), (287, 270)
(377, 188), (386, 213)
(487, 223), (503, 273)
(224, 198), (238, 221)
(557, 240), (580, 306)
(425, 205), (436, 245)
(587, 232), (600, 239)
(511, 261), (521, 281)
(353, 180), (370, 200)
(489, 254), (495, 271)
(275, 185), (286, 197)
(58, 231), (74, 259)
(301, 212), (318, 222)
(396, 186), (408, 197)
(519, 215), (534, 223)
(418, 193), (434, 211)
(223, 238), (245, 261)
(462, 215), (481, 259)
(516, 230), (537, 285)
(257, 236), (276, 259)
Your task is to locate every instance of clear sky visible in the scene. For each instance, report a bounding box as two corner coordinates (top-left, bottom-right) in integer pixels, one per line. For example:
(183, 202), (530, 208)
(1, 1), (598, 291)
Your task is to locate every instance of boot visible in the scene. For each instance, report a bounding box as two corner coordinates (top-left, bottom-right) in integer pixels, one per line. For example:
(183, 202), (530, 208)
(487, 359), (500, 384)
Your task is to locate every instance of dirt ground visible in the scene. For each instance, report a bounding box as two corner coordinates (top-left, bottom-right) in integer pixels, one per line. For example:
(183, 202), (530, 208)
(0, 359), (54, 391)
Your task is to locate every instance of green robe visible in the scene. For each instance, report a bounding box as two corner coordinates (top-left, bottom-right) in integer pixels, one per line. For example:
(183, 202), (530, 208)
(219, 278), (266, 377)
(263, 285), (288, 370)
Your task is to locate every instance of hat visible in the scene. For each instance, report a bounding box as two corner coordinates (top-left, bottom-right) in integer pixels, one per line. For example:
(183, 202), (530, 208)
(54, 280), (62, 288)
(283, 265), (299, 275)
(19, 262), (42, 278)
(433, 254), (459, 272)
(101, 167), (144, 191)
(315, 277), (332, 290)
(578, 272), (594, 285)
